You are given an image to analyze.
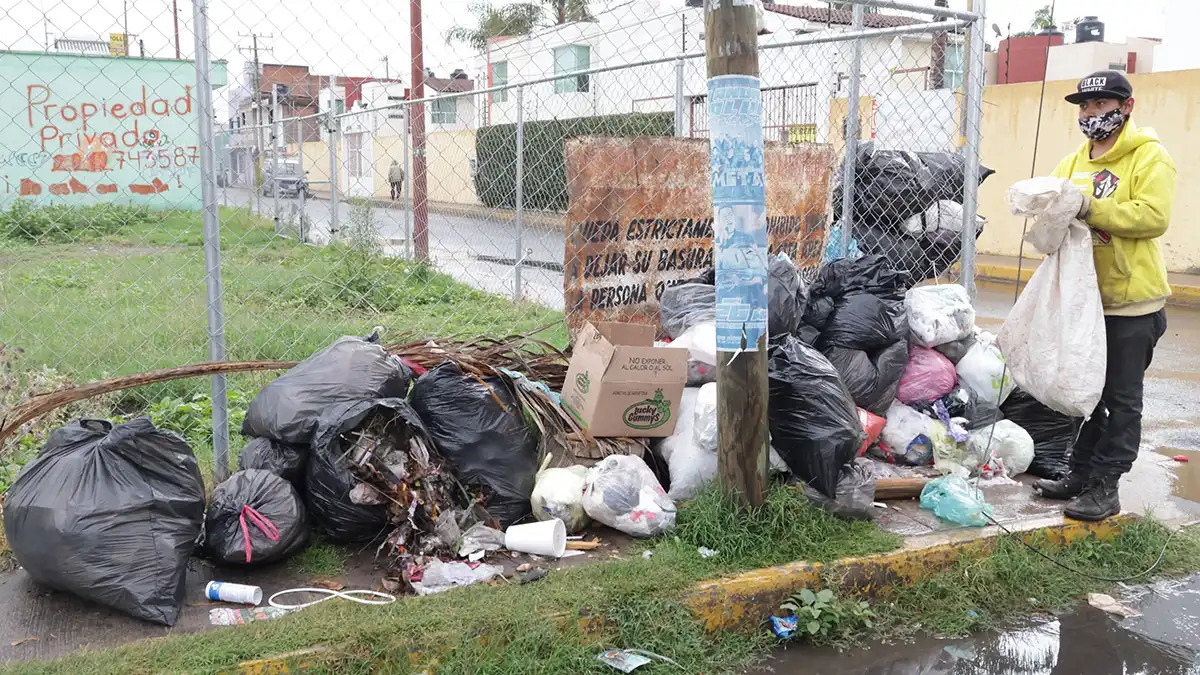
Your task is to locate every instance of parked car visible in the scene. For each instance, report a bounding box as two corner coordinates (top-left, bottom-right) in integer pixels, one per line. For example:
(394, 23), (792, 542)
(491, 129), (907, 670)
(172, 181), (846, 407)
(263, 160), (312, 198)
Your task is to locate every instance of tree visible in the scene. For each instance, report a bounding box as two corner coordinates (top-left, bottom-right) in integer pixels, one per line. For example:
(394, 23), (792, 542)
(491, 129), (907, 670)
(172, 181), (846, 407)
(446, 2), (543, 52)
(543, 0), (593, 25)
(1031, 4), (1055, 30)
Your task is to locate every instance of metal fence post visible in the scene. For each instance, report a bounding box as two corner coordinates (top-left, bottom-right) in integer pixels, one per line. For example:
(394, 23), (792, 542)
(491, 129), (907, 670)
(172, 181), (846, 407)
(271, 86), (281, 234)
(403, 104), (413, 260)
(191, 0), (230, 483)
(960, 0), (987, 299)
(514, 86), (525, 301)
(839, 3), (864, 258)
(674, 57), (686, 137)
(328, 112), (339, 235)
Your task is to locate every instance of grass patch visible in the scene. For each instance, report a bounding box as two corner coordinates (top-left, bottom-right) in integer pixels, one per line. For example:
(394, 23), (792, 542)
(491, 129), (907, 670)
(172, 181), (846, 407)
(287, 541), (347, 578)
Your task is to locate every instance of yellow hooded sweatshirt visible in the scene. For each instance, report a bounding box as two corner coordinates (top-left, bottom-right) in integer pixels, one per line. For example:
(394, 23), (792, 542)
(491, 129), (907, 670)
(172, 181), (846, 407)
(1051, 121), (1176, 316)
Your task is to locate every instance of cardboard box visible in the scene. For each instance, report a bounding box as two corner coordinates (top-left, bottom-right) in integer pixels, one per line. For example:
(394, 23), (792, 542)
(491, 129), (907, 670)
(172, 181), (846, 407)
(562, 322), (689, 438)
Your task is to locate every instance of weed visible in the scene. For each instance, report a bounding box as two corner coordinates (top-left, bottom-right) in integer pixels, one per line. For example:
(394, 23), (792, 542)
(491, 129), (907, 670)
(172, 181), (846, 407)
(778, 588), (875, 646)
(0, 201), (155, 244)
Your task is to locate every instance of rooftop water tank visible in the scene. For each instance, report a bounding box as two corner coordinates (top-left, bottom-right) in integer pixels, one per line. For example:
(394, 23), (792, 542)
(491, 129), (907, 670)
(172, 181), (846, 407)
(1076, 16), (1105, 43)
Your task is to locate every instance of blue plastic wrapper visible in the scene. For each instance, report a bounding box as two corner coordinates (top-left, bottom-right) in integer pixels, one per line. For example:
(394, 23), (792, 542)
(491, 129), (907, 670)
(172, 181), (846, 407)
(920, 475), (993, 527)
(770, 614), (800, 639)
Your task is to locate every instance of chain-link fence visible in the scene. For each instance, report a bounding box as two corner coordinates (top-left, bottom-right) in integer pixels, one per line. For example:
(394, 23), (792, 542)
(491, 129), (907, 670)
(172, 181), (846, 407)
(0, 0), (987, 484)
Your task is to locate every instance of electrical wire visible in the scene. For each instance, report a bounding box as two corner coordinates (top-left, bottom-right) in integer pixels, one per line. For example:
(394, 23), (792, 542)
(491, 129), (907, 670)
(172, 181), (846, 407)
(984, 514), (1198, 584)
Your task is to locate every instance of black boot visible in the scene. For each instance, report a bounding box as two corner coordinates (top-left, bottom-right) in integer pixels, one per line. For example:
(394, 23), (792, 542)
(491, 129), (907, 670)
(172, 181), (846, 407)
(1064, 475), (1122, 522)
(1033, 471), (1089, 501)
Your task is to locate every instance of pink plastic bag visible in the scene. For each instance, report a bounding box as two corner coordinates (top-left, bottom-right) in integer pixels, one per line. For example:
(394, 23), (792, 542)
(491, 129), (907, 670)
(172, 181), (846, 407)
(897, 347), (957, 404)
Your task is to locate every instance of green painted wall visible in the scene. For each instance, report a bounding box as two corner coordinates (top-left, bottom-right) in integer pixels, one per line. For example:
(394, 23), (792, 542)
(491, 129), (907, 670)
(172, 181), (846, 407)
(0, 51), (226, 210)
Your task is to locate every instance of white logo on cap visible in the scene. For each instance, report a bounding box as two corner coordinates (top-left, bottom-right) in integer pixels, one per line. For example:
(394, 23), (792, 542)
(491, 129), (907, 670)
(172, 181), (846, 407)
(1081, 76), (1108, 90)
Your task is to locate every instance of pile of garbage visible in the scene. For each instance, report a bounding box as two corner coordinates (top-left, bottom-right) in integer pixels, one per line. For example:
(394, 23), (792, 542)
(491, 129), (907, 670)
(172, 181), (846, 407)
(651, 254), (1081, 524)
(827, 143), (995, 281)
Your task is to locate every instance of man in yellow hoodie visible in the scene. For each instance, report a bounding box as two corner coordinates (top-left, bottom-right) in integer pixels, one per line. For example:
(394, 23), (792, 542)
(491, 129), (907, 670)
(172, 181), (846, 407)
(1034, 71), (1176, 521)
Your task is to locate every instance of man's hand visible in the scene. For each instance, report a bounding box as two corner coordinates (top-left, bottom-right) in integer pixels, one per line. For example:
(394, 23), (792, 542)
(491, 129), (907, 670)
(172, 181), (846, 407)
(1078, 193), (1091, 220)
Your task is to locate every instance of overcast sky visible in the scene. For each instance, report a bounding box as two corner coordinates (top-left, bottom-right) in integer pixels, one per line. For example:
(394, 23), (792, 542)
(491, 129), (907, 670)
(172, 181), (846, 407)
(3, 0), (1170, 115)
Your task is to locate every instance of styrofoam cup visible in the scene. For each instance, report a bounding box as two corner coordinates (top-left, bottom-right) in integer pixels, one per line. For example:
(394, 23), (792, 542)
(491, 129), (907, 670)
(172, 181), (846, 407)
(505, 518), (567, 558)
(206, 580), (263, 605)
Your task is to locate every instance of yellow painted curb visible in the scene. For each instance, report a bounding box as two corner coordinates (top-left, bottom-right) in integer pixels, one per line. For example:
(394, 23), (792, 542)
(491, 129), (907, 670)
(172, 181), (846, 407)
(222, 647), (329, 674)
(977, 263), (1200, 306)
(682, 515), (1134, 633)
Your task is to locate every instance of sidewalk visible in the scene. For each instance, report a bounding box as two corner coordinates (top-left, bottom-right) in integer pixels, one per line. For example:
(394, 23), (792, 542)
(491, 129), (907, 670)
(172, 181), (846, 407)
(976, 254), (1200, 306)
(306, 187), (567, 230)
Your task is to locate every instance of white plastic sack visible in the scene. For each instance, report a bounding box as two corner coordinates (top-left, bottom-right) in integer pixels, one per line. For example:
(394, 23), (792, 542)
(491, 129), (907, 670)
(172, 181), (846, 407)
(998, 177), (1105, 417)
(530, 455), (590, 533)
(875, 401), (938, 466)
(956, 340), (1016, 407)
(906, 284), (976, 348)
(660, 388), (717, 501)
(694, 383), (718, 452)
(968, 420), (1035, 477)
(582, 455), (676, 537)
(672, 322), (718, 386)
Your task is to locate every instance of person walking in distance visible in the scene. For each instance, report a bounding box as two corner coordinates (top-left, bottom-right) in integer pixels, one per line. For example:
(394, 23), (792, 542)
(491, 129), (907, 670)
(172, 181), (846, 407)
(1034, 71), (1176, 521)
(388, 159), (404, 201)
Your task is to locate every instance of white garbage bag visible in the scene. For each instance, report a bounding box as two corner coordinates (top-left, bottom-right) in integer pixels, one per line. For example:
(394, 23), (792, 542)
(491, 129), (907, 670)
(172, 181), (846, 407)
(671, 322), (718, 386)
(956, 339), (1016, 407)
(998, 177), (1106, 417)
(530, 455), (590, 533)
(968, 420), (1035, 477)
(660, 387), (717, 501)
(582, 455), (676, 537)
(906, 284), (976, 348)
(693, 383), (718, 452)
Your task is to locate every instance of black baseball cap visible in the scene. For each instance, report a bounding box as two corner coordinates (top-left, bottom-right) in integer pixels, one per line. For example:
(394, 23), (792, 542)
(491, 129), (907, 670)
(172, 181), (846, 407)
(1065, 70), (1133, 104)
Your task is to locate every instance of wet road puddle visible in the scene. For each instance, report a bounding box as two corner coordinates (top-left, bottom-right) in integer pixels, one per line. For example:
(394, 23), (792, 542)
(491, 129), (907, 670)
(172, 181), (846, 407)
(754, 575), (1200, 674)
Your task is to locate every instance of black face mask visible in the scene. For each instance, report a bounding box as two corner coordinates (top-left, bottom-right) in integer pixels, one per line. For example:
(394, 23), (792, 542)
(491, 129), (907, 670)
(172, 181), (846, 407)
(1078, 108), (1126, 141)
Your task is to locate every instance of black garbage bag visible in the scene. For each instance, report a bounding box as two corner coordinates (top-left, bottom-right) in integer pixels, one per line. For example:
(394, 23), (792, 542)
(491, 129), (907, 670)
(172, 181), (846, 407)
(915, 151), (996, 203)
(803, 458), (878, 521)
(921, 219), (986, 279)
(768, 255), (807, 337)
(854, 146), (935, 223)
(768, 336), (864, 499)
(824, 341), (909, 416)
(857, 225), (930, 280)
(243, 334), (414, 445)
(818, 293), (906, 352)
(201, 469), (309, 566)
(239, 436), (307, 489)
(943, 386), (1004, 430)
(3, 418), (205, 626)
(306, 398), (437, 543)
(1000, 388), (1081, 480)
(659, 283), (716, 339)
(410, 362), (540, 527)
(805, 255), (910, 308)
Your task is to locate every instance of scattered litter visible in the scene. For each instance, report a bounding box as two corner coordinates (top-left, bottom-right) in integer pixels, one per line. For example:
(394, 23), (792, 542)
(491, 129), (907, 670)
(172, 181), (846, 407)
(312, 579), (345, 592)
(10, 637), (39, 647)
(268, 587), (397, 610)
(206, 581), (262, 606)
(920, 475), (993, 527)
(560, 550), (586, 559)
(505, 519), (567, 557)
(967, 610), (979, 618)
(1174, 455), (1190, 463)
(769, 615), (799, 639)
(1089, 593), (1141, 618)
(566, 540), (601, 551)
(697, 547), (719, 559)
(530, 455), (591, 533)
(209, 606), (292, 626)
(520, 568), (549, 584)
(459, 523), (506, 558)
(410, 561), (503, 596)
(516, 563), (532, 573)
(596, 649), (681, 673)
(943, 645), (976, 661)
(642, 551), (654, 560)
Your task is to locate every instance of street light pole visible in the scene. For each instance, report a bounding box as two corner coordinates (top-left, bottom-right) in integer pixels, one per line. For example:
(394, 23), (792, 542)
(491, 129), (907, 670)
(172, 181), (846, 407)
(707, 0), (768, 508)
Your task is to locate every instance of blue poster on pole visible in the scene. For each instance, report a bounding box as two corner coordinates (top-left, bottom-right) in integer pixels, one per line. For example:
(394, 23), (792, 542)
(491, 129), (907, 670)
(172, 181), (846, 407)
(708, 74), (768, 352)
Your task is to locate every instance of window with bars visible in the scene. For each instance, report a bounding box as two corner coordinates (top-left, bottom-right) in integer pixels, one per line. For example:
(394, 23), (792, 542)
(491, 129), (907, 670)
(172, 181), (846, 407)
(347, 131), (366, 177)
(432, 97), (457, 124)
(944, 43), (965, 90)
(493, 61), (509, 103)
(553, 45), (590, 94)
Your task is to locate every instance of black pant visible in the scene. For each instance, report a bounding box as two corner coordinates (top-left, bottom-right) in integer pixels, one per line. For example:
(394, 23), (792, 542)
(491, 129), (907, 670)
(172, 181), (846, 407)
(1069, 309), (1167, 477)
(390, 181), (402, 200)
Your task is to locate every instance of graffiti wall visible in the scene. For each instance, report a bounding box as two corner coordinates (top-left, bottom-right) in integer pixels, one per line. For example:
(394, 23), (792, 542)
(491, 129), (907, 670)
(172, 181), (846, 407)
(0, 51), (227, 210)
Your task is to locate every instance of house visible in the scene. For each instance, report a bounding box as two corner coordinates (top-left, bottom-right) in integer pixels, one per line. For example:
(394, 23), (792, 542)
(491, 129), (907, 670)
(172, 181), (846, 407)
(991, 21), (1158, 85)
(477, 0), (964, 146)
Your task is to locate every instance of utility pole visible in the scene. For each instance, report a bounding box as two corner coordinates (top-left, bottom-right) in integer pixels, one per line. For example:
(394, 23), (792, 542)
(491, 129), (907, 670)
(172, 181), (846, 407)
(410, 0), (430, 261)
(238, 32), (273, 214)
(706, 0), (768, 508)
(173, 0), (181, 59)
(123, 0), (129, 55)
